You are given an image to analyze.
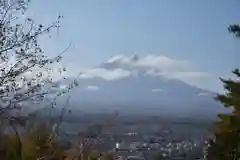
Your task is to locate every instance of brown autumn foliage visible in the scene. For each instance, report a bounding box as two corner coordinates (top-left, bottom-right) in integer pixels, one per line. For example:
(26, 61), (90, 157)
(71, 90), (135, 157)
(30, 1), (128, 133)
(0, 122), (116, 160)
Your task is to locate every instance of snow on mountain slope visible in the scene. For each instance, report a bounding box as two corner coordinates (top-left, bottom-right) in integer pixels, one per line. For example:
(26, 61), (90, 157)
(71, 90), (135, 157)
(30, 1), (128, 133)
(55, 55), (229, 119)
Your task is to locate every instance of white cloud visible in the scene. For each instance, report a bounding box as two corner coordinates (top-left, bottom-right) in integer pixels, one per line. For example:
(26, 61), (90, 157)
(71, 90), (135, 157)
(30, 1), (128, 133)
(106, 54), (190, 71)
(145, 68), (209, 83)
(59, 85), (68, 89)
(166, 72), (209, 87)
(64, 54), (211, 88)
(78, 68), (131, 81)
(197, 92), (211, 96)
(168, 72), (209, 79)
(151, 88), (163, 92)
(86, 85), (100, 91)
(104, 54), (211, 86)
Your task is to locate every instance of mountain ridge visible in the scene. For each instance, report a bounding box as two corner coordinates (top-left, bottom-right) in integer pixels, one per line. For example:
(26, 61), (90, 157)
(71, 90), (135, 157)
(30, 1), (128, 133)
(51, 55), (229, 120)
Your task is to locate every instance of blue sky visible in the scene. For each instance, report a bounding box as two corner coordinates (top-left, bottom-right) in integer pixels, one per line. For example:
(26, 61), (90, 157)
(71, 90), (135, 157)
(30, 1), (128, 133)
(26, 0), (240, 92)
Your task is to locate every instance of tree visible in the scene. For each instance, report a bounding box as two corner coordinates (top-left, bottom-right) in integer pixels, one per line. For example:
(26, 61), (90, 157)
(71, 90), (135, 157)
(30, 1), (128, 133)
(101, 153), (115, 160)
(207, 24), (240, 159)
(2, 122), (66, 160)
(153, 152), (165, 160)
(0, 0), (77, 159)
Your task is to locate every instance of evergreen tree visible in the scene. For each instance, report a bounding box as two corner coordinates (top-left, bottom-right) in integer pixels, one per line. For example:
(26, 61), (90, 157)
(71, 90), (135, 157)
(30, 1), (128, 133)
(207, 24), (240, 160)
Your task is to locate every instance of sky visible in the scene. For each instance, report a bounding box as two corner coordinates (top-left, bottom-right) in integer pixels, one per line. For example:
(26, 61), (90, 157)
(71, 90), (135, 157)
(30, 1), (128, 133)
(25, 0), (240, 92)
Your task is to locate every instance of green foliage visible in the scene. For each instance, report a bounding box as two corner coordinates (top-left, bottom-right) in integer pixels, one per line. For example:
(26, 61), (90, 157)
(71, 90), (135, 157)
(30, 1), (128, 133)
(87, 150), (101, 160)
(207, 69), (240, 159)
(153, 152), (165, 160)
(0, 123), (66, 160)
(228, 24), (240, 37)
(206, 20), (240, 160)
(101, 153), (115, 160)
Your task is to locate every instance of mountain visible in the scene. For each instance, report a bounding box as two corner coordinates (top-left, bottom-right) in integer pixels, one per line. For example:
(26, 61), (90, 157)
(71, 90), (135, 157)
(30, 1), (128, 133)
(58, 55), (229, 120)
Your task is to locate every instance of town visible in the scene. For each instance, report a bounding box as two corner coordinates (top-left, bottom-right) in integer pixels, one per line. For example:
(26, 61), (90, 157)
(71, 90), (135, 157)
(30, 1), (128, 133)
(55, 113), (212, 159)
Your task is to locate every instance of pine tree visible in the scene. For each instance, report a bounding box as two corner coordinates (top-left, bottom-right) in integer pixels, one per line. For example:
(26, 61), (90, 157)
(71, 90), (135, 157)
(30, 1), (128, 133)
(207, 24), (240, 159)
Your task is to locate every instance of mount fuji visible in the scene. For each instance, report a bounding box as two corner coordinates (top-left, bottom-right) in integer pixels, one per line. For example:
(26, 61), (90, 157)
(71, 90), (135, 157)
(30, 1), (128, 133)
(59, 55), (228, 119)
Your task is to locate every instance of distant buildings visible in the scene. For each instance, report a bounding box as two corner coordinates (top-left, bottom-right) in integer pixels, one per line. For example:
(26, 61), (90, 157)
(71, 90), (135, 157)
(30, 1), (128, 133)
(126, 156), (145, 160)
(56, 117), (209, 160)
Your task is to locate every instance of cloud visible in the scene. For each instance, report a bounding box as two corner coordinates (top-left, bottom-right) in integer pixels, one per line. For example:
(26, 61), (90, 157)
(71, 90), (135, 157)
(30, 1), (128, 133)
(106, 54), (210, 87)
(151, 88), (163, 92)
(106, 54), (190, 71)
(86, 85), (100, 91)
(65, 54), (210, 88)
(197, 92), (211, 96)
(78, 68), (131, 81)
(146, 70), (209, 87)
(169, 72), (209, 79)
(146, 69), (209, 80)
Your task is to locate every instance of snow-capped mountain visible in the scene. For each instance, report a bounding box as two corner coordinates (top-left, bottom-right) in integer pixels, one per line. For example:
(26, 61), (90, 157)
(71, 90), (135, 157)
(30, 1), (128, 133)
(59, 55), (228, 119)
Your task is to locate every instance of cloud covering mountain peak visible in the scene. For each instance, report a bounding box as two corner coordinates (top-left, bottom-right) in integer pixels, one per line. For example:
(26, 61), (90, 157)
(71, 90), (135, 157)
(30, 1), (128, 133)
(71, 54), (210, 89)
(56, 54), (227, 117)
(105, 54), (188, 71)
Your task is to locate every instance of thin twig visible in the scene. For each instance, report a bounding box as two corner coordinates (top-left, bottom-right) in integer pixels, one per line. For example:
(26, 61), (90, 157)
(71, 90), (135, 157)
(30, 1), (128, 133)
(9, 118), (23, 160)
